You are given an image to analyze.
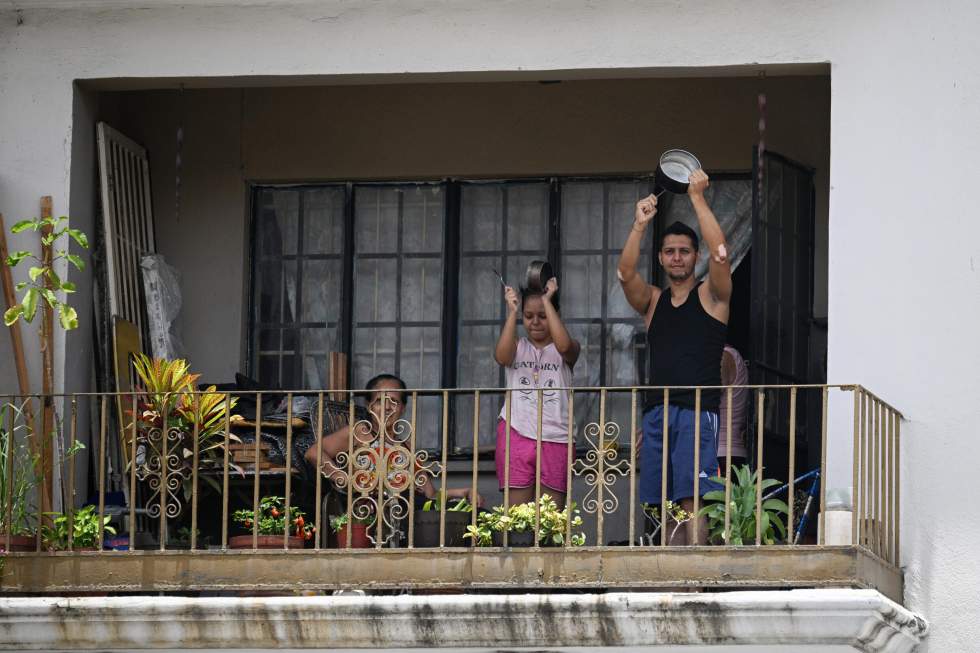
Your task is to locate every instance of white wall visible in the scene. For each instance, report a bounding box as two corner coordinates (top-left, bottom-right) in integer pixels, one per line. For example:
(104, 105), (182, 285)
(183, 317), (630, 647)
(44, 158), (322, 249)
(1, 1), (978, 650)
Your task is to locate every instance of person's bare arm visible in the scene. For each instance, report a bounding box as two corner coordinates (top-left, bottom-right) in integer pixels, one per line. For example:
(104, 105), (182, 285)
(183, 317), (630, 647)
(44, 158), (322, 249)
(494, 285), (520, 367)
(305, 425), (364, 484)
(688, 170), (732, 305)
(541, 277), (580, 368)
(618, 194), (659, 315)
(418, 475), (484, 507)
(721, 349), (736, 386)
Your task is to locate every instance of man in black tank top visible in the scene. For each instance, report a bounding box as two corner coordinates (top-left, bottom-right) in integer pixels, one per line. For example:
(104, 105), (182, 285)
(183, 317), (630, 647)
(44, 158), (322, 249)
(617, 169), (732, 545)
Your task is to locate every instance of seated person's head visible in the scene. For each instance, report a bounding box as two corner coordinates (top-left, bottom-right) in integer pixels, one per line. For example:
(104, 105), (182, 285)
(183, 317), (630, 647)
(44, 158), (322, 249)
(365, 373), (407, 433)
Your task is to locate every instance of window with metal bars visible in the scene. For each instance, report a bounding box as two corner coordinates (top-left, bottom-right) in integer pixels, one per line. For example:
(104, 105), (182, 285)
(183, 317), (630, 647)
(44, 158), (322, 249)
(247, 175), (747, 453)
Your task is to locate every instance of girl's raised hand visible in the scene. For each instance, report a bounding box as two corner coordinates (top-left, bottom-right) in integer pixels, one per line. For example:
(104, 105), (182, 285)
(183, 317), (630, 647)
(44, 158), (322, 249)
(543, 277), (558, 300)
(504, 285), (519, 314)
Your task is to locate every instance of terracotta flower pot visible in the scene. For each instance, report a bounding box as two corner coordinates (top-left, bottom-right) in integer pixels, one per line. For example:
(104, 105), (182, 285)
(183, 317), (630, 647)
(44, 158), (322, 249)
(229, 534), (305, 549)
(335, 523), (372, 549)
(0, 534), (36, 552)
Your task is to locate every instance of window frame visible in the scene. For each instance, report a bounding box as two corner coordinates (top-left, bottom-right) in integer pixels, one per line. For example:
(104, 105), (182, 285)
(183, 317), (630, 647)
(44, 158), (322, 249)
(246, 174), (714, 454)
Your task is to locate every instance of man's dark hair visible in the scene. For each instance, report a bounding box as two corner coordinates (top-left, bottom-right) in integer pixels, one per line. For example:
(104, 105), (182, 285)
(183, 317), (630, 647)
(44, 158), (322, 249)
(660, 221), (699, 252)
(520, 286), (560, 312)
(365, 373), (407, 403)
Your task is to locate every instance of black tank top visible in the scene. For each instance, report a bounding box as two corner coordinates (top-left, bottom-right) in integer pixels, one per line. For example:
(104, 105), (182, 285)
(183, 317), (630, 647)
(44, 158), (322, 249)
(646, 283), (727, 414)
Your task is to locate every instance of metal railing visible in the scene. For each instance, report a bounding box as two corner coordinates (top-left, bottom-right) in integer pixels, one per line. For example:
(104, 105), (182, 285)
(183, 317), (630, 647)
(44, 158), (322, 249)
(0, 383), (902, 594)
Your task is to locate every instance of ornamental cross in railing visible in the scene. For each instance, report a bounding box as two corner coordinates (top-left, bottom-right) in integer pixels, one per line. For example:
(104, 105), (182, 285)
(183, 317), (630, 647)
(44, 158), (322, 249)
(572, 391), (630, 543)
(333, 401), (440, 546)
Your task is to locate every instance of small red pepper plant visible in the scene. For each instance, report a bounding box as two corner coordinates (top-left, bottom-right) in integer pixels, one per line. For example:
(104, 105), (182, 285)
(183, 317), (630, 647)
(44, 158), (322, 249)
(232, 495), (315, 541)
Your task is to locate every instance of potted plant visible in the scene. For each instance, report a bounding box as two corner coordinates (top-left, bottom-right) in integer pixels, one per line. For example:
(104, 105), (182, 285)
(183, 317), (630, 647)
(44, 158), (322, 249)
(128, 354), (242, 519)
(464, 495), (586, 547)
(168, 526), (209, 550)
(697, 464), (790, 545)
(3, 212), (89, 547)
(413, 494), (473, 548)
(642, 500), (694, 546)
(41, 505), (115, 551)
(230, 495), (313, 549)
(330, 513), (374, 549)
(0, 403), (39, 552)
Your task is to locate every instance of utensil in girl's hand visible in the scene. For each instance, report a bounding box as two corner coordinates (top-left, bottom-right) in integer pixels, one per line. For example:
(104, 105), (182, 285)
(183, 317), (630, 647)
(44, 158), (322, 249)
(491, 268), (507, 288)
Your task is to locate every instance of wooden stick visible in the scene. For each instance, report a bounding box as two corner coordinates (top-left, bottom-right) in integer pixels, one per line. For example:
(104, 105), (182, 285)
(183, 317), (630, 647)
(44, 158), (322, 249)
(0, 213), (33, 399)
(0, 213), (42, 482)
(39, 196), (55, 516)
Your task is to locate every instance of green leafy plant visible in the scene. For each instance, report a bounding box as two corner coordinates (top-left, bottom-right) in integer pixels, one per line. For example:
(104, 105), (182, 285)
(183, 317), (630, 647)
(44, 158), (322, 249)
(697, 464), (790, 545)
(421, 493), (473, 513)
(464, 495), (585, 547)
(233, 496), (315, 541)
(41, 504), (115, 550)
(3, 215), (88, 330)
(128, 354), (242, 505)
(642, 499), (694, 544)
(0, 402), (39, 537)
(329, 512), (375, 533)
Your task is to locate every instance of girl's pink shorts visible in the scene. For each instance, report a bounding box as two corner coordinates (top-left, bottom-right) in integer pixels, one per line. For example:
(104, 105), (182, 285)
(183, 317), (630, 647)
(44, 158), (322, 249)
(495, 420), (571, 493)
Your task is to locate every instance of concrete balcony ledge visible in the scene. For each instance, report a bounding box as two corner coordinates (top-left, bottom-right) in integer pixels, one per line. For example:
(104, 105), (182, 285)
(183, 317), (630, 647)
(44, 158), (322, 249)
(0, 589), (927, 652)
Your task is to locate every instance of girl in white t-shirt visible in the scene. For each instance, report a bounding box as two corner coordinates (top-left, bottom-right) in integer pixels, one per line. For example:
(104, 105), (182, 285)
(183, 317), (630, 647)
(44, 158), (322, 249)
(493, 277), (580, 509)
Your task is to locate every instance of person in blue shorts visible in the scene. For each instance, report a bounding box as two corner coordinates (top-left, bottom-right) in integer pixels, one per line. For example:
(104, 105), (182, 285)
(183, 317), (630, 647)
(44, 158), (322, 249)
(617, 169), (732, 545)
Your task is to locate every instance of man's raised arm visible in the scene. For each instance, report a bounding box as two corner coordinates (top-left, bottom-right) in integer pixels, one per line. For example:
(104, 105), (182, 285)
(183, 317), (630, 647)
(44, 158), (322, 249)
(618, 194), (659, 316)
(687, 170), (732, 304)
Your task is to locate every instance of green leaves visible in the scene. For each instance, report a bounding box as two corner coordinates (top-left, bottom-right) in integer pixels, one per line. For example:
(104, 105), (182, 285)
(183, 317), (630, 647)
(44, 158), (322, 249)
(3, 305), (24, 327)
(6, 250), (32, 267)
(67, 229), (88, 248)
(65, 254), (84, 271)
(4, 214), (89, 331)
(58, 304), (78, 330)
(697, 464), (790, 546)
(21, 287), (38, 322)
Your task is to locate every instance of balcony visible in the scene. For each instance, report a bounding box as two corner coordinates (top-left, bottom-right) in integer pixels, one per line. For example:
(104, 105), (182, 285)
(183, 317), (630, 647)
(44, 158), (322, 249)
(0, 383), (902, 603)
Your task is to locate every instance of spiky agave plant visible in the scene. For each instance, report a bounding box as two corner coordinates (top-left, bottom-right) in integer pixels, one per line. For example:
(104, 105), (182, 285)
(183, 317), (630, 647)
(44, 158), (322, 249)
(698, 464), (790, 545)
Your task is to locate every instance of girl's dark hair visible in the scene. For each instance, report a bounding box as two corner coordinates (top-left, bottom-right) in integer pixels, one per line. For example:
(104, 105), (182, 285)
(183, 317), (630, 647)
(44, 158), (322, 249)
(365, 373), (407, 402)
(520, 286), (560, 312)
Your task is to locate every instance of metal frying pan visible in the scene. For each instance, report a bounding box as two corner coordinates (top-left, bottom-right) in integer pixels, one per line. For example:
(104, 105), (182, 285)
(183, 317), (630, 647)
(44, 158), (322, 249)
(654, 149), (702, 195)
(524, 260), (553, 292)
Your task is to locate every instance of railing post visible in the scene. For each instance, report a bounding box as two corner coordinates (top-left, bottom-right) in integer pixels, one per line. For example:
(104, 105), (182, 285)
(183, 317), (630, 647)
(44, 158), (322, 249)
(191, 393), (201, 551)
(440, 391), (449, 548)
(314, 391), (324, 551)
(470, 390), (480, 542)
(252, 392), (261, 550)
(818, 386), (828, 545)
(692, 388), (701, 545)
(628, 388), (637, 547)
(851, 387), (860, 546)
(408, 391), (418, 549)
(894, 415), (901, 564)
(128, 393), (138, 552)
(68, 397), (77, 544)
(565, 390), (575, 548)
(787, 387), (797, 545)
(595, 388), (606, 548)
(284, 392), (293, 550)
(220, 394), (231, 551)
(755, 390), (764, 546)
(660, 388), (668, 547)
(503, 390), (511, 547)
(724, 387), (733, 545)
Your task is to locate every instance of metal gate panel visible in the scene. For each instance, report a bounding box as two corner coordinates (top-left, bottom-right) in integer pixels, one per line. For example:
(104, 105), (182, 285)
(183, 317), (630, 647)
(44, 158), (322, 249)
(96, 122), (156, 342)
